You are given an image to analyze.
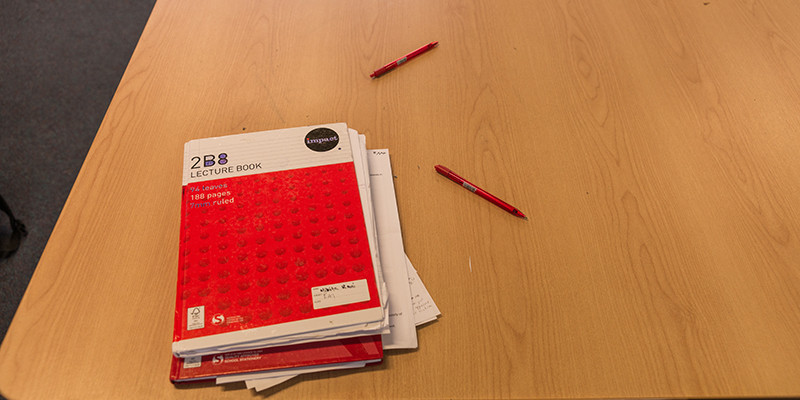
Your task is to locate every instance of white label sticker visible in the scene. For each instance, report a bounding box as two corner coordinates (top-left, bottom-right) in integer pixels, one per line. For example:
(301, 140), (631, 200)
(187, 306), (205, 330)
(183, 356), (202, 369)
(312, 279), (370, 310)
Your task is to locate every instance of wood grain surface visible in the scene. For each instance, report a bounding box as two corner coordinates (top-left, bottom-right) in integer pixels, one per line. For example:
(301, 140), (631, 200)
(2, 0), (800, 398)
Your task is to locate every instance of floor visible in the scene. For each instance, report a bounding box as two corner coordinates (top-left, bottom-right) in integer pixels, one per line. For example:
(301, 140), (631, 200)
(0, 0), (156, 348)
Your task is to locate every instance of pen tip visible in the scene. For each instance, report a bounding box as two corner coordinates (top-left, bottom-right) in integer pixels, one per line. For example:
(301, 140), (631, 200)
(523, 216), (529, 221)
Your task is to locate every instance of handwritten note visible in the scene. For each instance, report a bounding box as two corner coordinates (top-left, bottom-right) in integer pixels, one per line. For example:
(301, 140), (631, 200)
(406, 255), (441, 326)
(311, 279), (371, 310)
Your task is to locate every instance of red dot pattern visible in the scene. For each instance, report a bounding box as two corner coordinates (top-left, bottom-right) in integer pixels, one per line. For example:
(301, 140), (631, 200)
(175, 163), (379, 340)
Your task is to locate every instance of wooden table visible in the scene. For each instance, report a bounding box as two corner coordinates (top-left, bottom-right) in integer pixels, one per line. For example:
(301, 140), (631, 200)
(3, 0), (800, 398)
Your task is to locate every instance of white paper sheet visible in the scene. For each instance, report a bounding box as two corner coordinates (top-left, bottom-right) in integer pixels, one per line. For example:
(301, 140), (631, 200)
(367, 149), (417, 350)
(246, 375), (293, 391)
(217, 361), (370, 384)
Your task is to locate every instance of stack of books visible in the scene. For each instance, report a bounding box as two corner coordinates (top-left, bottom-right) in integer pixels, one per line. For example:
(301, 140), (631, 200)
(171, 123), (439, 392)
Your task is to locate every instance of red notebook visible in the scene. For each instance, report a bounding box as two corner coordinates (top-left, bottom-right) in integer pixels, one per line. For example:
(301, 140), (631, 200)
(170, 335), (382, 383)
(173, 124), (385, 357)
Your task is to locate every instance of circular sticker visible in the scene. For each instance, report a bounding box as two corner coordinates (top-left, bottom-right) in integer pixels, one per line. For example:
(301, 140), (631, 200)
(304, 128), (340, 152)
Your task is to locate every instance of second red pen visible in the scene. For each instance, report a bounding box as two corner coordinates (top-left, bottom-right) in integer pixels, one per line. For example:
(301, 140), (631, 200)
(435, 165), (528, 220)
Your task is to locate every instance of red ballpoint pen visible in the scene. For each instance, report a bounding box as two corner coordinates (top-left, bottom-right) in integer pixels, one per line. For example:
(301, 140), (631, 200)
(370, 41), (438, 78)
(435, 165), (528, 220)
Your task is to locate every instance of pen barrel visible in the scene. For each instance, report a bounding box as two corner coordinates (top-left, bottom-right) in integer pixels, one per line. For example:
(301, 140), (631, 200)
(403, 42), (436, 62)
(474, 188), (515, 213)
(434, 165), (463, 184)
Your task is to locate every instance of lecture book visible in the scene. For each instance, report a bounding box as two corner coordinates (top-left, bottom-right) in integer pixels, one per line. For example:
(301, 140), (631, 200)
(173, 124), (385, 357)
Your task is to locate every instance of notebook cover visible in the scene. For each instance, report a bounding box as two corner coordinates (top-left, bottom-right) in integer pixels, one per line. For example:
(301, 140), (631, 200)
(170, 335), (382, 383)
(173, 124), (382, 356)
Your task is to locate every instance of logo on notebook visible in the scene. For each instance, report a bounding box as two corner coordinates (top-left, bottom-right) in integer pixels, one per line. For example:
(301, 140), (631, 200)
(304, 127), (340, 152)
(190, 153), (228, 169)
(212, 355), (224, 365)
(187, 306), (205, 331)
(211, 313), (225, 325)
